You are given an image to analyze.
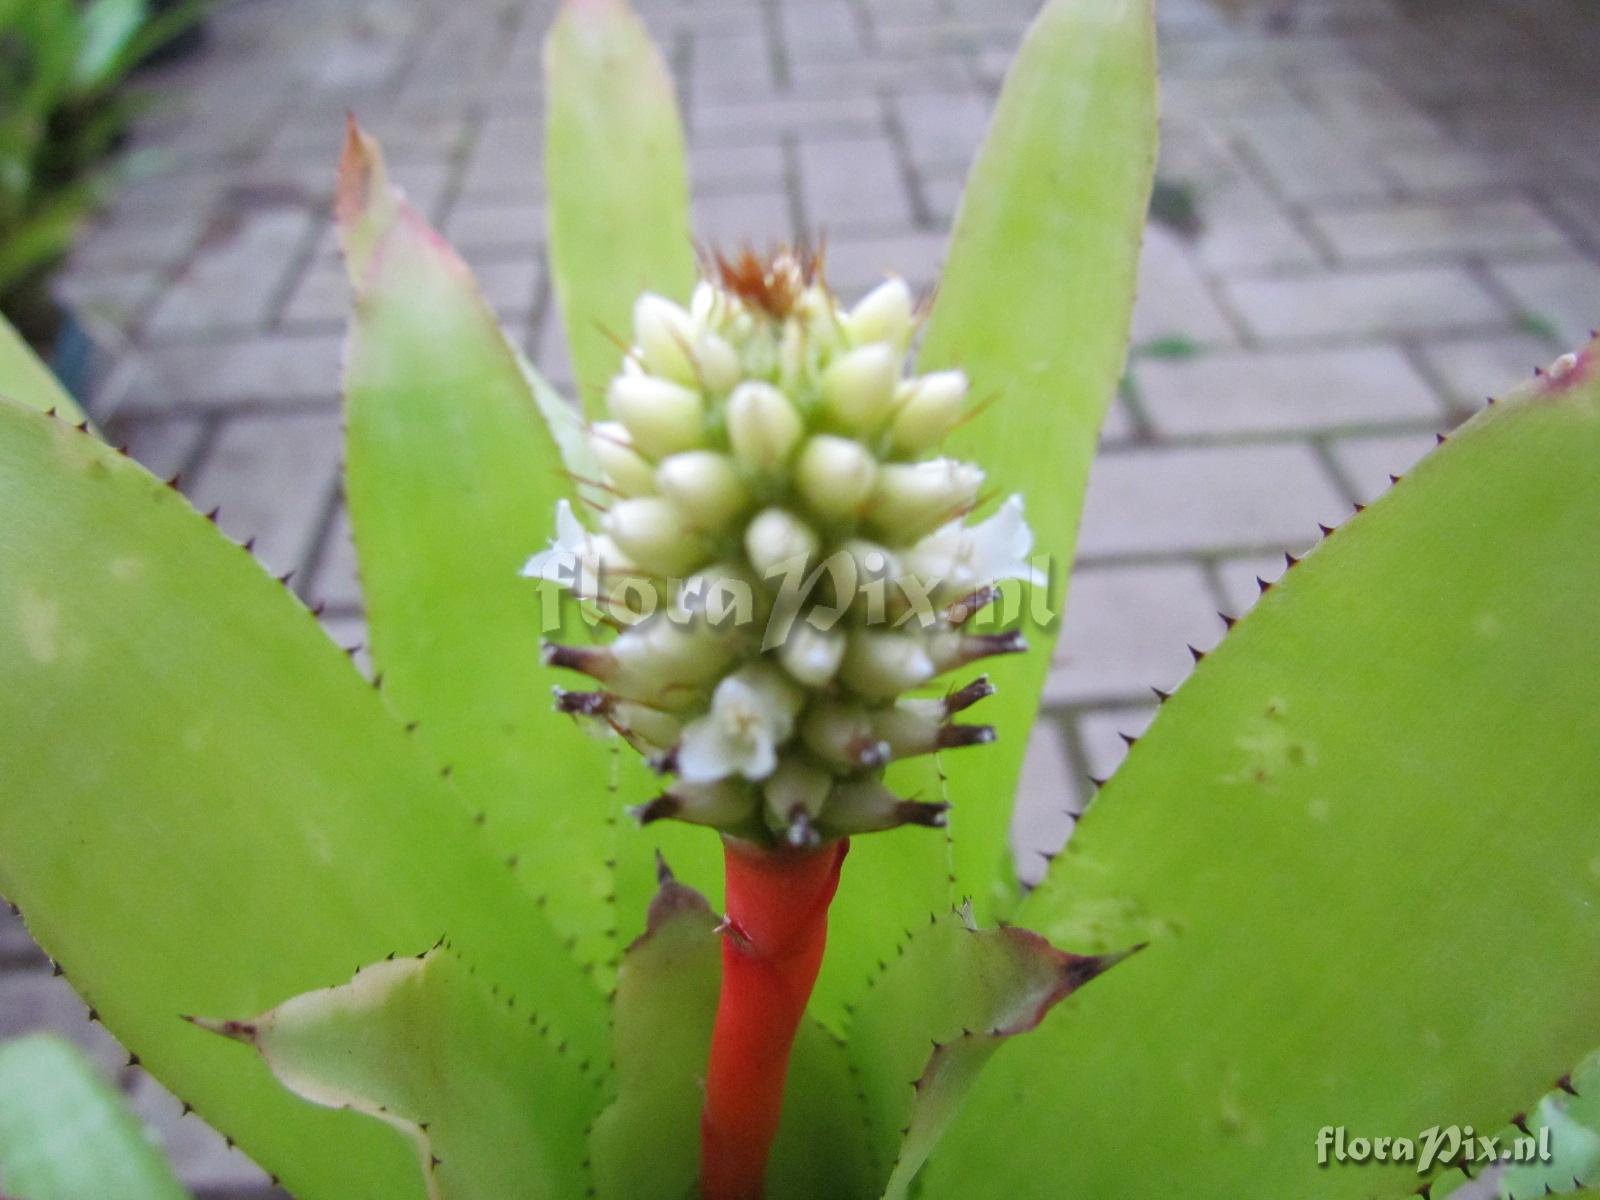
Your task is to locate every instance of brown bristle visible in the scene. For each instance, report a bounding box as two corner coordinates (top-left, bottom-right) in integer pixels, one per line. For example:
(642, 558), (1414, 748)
(709, 242), (826, 318)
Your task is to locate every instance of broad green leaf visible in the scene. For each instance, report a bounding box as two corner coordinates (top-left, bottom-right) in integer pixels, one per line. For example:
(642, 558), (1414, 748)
(590, 864), (874, 1200)
(915, 0), (1158, 918)
(196, 947), (601, 1200)
(543, 0), (697, 410)
(920, 343), (1600, 1199)
(0, 401), (606, 1200)
(590, 869), (720, 1200)
(0, 310), (87, 424)
(339, 123), (627, 979)
(843, 909), (1126, 1198)
(0, 1035), (188, 1200)
(74, 0), (145, 90)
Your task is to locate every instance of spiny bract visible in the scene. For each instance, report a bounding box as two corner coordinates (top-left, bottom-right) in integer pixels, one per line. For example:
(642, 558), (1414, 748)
(526, 249), (1041, 849)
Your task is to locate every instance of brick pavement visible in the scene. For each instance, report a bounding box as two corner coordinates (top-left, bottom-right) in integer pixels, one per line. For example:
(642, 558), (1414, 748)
(9, 0), (1598, 1191)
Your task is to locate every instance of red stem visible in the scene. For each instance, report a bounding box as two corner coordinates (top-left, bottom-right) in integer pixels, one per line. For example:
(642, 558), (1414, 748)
(699, 836), (849, 1200)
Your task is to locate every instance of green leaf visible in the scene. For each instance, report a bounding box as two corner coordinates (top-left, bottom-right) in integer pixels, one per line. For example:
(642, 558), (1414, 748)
(196, 946), (601, 1200)
(915, 0), (1157, 919)
(1501, 1054), (1600, 1199)
(589, 869), (720, 1200)
(590, 863), (874, 1200)
(843, 909), (1126, 1198)
(73, 0), (146, 90)
(0, 1035), (188, 1200)
(0, 310), (86, 423)
(919, 343), (1600, 1199)
(0, 401), (606, 1200)
(339, 123), (628, 980)
(543, 0), (697, 410)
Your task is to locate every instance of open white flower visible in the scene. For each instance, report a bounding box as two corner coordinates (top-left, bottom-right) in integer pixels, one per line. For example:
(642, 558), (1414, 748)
(676, 663), (803, 784)
(521, 499), (615, 590)
(901, 494), (1046, 599)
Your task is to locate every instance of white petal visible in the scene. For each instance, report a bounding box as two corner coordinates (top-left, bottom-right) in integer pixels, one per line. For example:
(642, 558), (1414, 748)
(676, 715), (750, 783)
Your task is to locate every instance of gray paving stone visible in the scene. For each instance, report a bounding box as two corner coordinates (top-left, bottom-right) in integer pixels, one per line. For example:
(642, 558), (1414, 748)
(117, 334), (345, 410)
(694, 95), (881, 142)
(318, 612), (372, 677)
(1215, 551), (1295, 616)
(1489, 260), (1600, 349)
(279, 257), (349, 329)
(145, 208), (317, 339)
(188, 413), (342, 577)
(113, 416), (210, 482)
(1131, 226), (1238, 348)
(1136, 345), (1444, 436)
(0, 969), (131, 1079)
(1311, 198), (1571, 263)
(691, 142), (787, 192)
(1077, 443), (1347, 558)
(54, 268), (163, 333)
(1415, 333), (1559, 412)
(1327, 430), (1442, 503)
(443, 197), (547, 254)
(796, 135), (915, 232)
(1075, 704), (1159, 782)
(455, 251), (544, 324)
(1225, 267), (1507, 342)
(1048, 562), (1223, 704)
(693, 189), (796, 245)
(0, 906), (43, 965)
(1231, 111), (1396, 202)
(1375, 139), (1531, 193)
(1011, 717), (1081, 886)
(893, 91), (991, 174)
(308, 506), (361, 611)
(131, 1077), (279, 1195)
(818, 231), (947, 296)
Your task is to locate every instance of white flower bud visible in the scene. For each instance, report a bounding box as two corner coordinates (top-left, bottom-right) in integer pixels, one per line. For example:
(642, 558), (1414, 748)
(777, 615), (846, 688)
(822, 343), (900, 433)
(763, 755), (833, 846)
(677, 562), (765, 630)
(605, 497), (706, 576)
(870, 458), (984, 540)
(726, 381), (803, 472)
(846, 278), (914, 350)
(656, 450), (749, 530)
(677, 663), (804, 783)
(590, 422), (657, 497)
(611, 700), (684, 752)
(633, 293), (699, 385)
(800, 703), (887, 771)
(744, 507), (819, 578)
(795, 435), (877, 520)
(820, 780), (948, 835)
(696, 332), (741, 394)
(839, 629), (935, 699)
(610, 615), (736, 697)
(887, 370), (968, 456)
(607, 374), (706, 460)
(635, 779), (756, 829)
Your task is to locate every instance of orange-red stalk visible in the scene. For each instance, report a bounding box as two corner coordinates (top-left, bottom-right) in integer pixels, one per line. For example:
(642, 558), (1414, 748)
(699, 837), (849, 1200)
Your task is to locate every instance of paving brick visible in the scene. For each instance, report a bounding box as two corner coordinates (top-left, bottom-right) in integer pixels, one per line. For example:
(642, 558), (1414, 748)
(279, 257), (349, 328)
(1077, 444), (1347, 557)
(457, 116), (543, 199)
(1131, 226), (1238, 348)
(1489, 260), (1600, 349)
(1232, 111), (1395, 202)
(1075, 704), (1158, 782)
(1312, 198), (1570, 263)
(893, 91), (991, 174)
(796, 135), (915, 232)
(455, 251), (543, 324)
(145, 208), (317, 339)
(1214, 552), (1295, 616)
(818, 231), (947, 296)
(1374, 139), (1531, 193)
(1327, 430), (1442, 503)
(117, 333), (344, 410)
(55, 267), (163, 332)
(1136, 345), (1444, 436)
(694, 95), (880, 142)
(1011, 717), (1081, 886)
(1414, 333), (1558, 412)
(443, 198), (547, 254)
(1224, 267), (1507, 342)
(131, 1077), (280, 1195)
(308, 505), (361, 611)
(693, 189), (796, 245)
(1048, 562), (1223, 704)
(0, 907), (43, 965)
(691, 31), (779, 102)
(112, 415), (210, 482)
(189, 413), (341, 577)
(318, 612), (373, 677)
(691, 142), (787, 191)
(0, 969), (130, 1078)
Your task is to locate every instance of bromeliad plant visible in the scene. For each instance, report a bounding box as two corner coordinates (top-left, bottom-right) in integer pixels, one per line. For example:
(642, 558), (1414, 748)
(2, 1), (1600, 1199)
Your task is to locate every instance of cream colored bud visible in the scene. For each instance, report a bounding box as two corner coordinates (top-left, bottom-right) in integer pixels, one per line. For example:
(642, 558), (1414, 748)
(800, 703), (886, 771)
(795, 435), (878, 520)
(590, 422), (657, 497)
(611, 701), (684, 752)
(869, 458), (984, 540)
(697, 333), (741, 394)
(839, 629), (936, 699)
(636, 779), (756, 829)
(887, 370), (968, 456)
(633, 293), (699, 385)
(656, 451), (748, 531)
(605, 497), (706, 577)
(744, 507), (820, 577)
(763, 756), (833, 846)
(846, 277), (914, 349)
(820, 780), (948, 835)
(607, 374), (706, 459)
(777, 616), (846, 688)
(611, 615), (735, 696)
(726, 381), (803, 472)
(822, 343), (900, 432)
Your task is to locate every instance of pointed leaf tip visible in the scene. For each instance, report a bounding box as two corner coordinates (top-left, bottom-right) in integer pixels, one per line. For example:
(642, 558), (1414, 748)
(336, 118), (397, 285)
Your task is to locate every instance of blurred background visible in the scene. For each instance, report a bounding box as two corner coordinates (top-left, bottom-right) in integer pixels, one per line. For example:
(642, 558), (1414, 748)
(2, 0), (1596, 1194)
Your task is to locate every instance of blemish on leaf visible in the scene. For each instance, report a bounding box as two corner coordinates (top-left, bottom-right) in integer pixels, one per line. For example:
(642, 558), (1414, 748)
(19, 588), (59, 663)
